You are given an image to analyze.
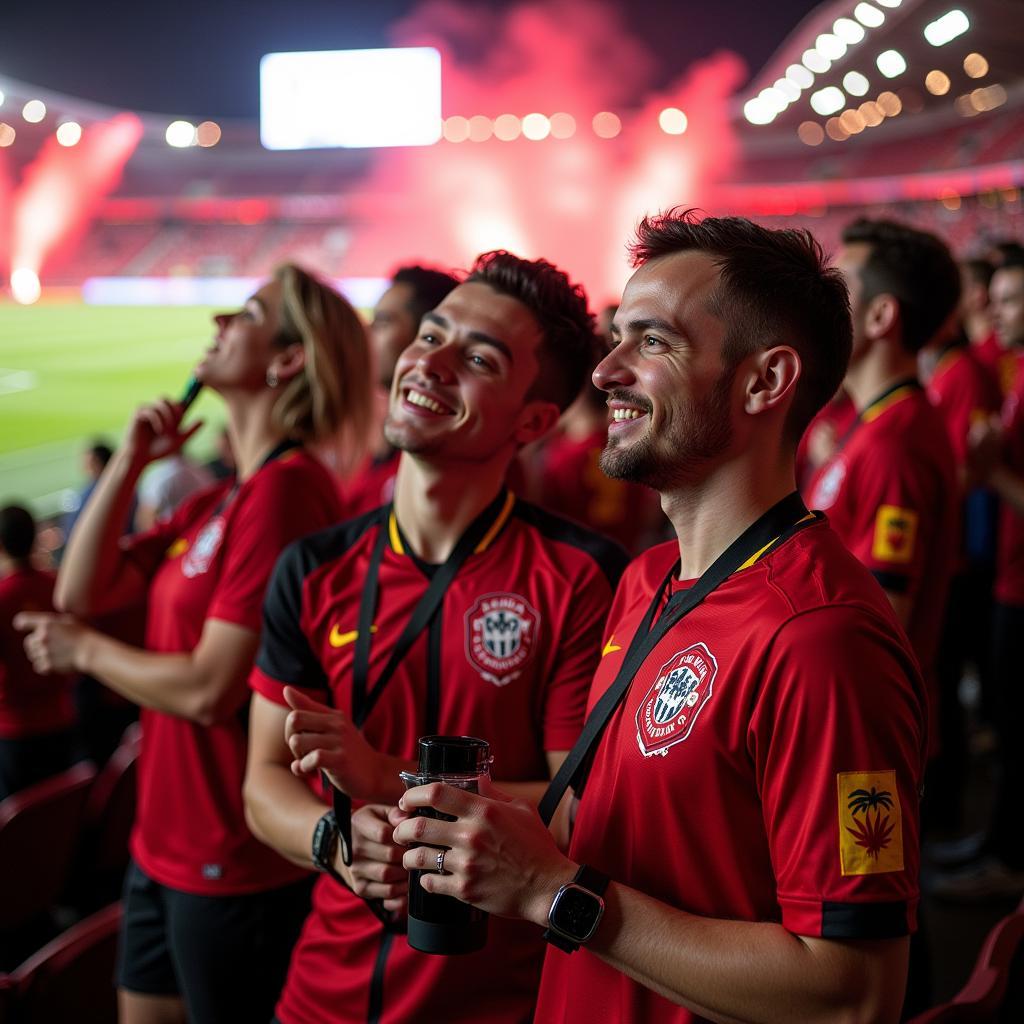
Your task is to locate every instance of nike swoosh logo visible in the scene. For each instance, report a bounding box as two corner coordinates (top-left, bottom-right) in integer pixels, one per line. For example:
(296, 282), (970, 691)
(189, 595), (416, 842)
(602, 636), (622, 657)
(329, 625), (377, 648)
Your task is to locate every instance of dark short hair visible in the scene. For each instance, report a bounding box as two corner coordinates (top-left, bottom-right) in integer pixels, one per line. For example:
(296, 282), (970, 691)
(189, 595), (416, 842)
(629, 209), (852, 443)
(842, 218), (961, 354)
(0, 504), (35, 561)
(963, 258), (994, 290)
(991, 240), (1024, 266)
(997, 255), (1024, 275)
(466, 250), (597, 411)
(88, 442), (114, 466)
(392, 266), (459, 325)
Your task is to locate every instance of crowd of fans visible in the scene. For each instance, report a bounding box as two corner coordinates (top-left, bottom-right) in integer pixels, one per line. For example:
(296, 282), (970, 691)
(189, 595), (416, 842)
(1, 213), (1022, 1022)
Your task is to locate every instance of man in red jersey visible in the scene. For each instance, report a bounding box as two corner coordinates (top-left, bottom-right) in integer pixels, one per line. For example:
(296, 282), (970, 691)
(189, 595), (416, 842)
(394, 213), (926, 1024)
(344, 265), (458, 516)
(244, 251), (627, 1024)
(807, 220), (959, 744)
(0, 505), (78, 800)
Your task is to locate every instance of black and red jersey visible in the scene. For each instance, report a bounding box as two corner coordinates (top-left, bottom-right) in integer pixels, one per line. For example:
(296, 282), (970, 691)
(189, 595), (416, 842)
(537, 522), (927, 1024)
(251, 491), (626, 1024)
(121, 447), (343, 896)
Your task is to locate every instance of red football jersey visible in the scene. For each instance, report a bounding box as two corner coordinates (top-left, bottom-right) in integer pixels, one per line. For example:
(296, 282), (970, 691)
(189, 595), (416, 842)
(795, 391), (857, 493)
(0, 568), (76, 738)
(807, 383), (958, 691)
(342, 450), (400, 518)
(251, 493), (626, 1024)
(926, 342), (1000, 468)
(995, 366), (1024, 605)
(973, 330), (1019, 397)
(121, 448), (343, 895)
(536, 430), (664, 554)
(536, 523), (926, 1024)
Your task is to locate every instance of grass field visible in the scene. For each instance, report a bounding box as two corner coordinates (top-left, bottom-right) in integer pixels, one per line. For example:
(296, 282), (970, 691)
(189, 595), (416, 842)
(0, 302), (228, 519)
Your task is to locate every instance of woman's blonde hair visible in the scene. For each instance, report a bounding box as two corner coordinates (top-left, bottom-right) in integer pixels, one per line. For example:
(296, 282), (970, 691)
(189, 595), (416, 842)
(270, 263), (373, 474)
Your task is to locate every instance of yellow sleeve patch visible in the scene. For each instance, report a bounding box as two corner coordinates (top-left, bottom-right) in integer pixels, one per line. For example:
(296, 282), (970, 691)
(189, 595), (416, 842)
(165, 537), (189, 559)
(838, 770), (904, 875)
(871, 505), (917, 564)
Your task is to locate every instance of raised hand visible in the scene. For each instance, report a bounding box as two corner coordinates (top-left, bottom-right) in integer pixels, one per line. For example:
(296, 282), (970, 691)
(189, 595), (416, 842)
(124, 396), (204, 467)
(15, 611), (90, 675)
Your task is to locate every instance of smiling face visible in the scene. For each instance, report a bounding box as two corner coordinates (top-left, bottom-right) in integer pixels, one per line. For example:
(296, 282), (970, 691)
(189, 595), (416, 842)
(595, 251), (736, 489)
(383, 281), (554, 463)
(197, 279), (286, 393)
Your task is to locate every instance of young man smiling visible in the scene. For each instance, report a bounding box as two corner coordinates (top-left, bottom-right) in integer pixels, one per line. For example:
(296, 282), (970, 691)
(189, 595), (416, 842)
(395, 213), (927, 1024)
(243, 251), (626, 1023)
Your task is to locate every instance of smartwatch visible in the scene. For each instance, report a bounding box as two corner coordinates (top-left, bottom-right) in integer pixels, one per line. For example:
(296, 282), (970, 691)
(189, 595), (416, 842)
(311, 810), (346, 884)
(543, 864), (609, 953)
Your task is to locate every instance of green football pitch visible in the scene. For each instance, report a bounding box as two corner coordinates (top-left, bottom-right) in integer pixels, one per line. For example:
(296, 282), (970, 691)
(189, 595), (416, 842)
(0, 302), (228, 519)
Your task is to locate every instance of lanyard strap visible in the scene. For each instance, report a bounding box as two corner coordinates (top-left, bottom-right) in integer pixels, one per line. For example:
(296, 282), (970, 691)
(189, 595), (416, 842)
(331, 490), (512, 864)
(211, 437), (302, 517)
(538, 492), (816, 826)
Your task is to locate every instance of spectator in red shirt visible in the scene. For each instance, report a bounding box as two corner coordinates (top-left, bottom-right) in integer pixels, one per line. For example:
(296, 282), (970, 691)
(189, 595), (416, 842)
(394, 213), (926, 1024)
(17, 265), (374, 1024)
(0, 504), (78, 801)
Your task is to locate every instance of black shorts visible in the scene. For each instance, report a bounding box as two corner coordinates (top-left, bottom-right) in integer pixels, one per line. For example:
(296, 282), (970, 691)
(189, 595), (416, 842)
(117, 860), (314, 1024)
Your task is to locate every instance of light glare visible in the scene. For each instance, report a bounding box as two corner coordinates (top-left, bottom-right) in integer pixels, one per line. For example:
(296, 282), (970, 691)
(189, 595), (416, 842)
(492, 114), (521, 141)
(549, 112), (576, 139)
(963, 53), (988, 78)
(833, 17), (866, 43)
(165, 120), (196, 147)
(925, 70), (951, 96)
(876, 50), (907, 78)
(816, 34), (847, 61)
(844, 71), (870, 96)
(855, 3), (885, 28)
(802, 49), (831, 74)
(743, 98), (774, 125)
(11, 268), (41, 305)
(196, 121), (221, 147)
(775, 78), (800, 102)
(591, 111), (621, 138)
(786, 64), (814, 89)
(658, 107), (688, 134)
(810, 87), (846, 116)
(0, 123), (15, 147)
(521, 113), (551, 141)
(56, 121), (82, 146)
(22, 100), (46, 123)
(924, 10), (970, 46)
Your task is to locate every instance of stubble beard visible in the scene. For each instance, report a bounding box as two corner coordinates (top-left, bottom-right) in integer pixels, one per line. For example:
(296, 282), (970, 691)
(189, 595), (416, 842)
(600, 369), (735, 490)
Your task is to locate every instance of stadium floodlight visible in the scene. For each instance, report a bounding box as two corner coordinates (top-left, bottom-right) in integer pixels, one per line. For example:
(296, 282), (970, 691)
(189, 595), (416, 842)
(876, 50), (908, 78)
(22, 99), (46, 123)
(775, 78), (801, 101)
(165, 120), (196, 147)
(56, 121), (82, 147)
(843, 71), (871, 96)
(260, 47), (442, 149)
(924, 10), (970, 46)
(760, 87), (789, 113)
(786, 64), (815, 89)
(854, 3), (885, 28)
(521, 113), (551, 141)
(743, 98), (775, 125)
(658, 107), (688, 134)
(876, 0), (902, 6)
(810, 86), (846, 116)
(815, 34), (847, 62)
(0, 89), (5, 108)
(833, 18), (866, 44)
(802, 49), (831, 74)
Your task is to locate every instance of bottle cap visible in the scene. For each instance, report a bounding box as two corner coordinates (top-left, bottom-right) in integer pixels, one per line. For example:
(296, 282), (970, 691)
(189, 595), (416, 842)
(416, 735), (491, 776)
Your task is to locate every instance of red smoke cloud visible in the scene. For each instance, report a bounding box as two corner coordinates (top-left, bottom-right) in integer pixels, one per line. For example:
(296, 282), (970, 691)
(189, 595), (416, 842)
(342, 0), (745, 302)
(11, 112), (143, 279)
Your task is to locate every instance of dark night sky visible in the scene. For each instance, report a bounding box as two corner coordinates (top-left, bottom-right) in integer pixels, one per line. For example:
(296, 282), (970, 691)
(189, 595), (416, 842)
(1, 0), (823, 118)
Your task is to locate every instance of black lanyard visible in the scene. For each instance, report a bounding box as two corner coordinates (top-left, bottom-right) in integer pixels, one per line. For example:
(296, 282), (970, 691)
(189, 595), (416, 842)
(538, 491), (818, 826)
(331, 489), (513, 865)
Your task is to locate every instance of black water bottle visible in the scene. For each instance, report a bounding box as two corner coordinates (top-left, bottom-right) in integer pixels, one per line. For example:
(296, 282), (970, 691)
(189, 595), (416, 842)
(399, 735), (492, 955)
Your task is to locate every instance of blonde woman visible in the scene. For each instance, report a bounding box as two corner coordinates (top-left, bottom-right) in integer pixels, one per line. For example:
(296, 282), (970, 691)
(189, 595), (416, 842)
(18, 264), (372, 1024)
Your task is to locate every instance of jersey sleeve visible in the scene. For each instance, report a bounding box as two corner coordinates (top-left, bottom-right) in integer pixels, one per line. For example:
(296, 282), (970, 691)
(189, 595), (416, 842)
(206, 467), (333, 632)
(750, 605), (926, 939)
(540, 559), (617, 751)
(930, 359), (998, 467)
(838, 441), (937, 597)
(250, 540), (330, 706)
(119, 486), (216, 579)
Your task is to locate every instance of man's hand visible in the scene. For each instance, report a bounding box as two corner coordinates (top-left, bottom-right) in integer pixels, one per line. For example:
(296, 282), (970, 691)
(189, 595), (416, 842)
(393, 779), (576, 927)
(15, 612), (91, 674)
(283, 686), (403, 803)
(345, 804), (409, 915)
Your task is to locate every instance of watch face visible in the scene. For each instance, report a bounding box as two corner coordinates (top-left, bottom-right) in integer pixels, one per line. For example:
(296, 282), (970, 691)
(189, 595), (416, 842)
(552, 884), (603, 942)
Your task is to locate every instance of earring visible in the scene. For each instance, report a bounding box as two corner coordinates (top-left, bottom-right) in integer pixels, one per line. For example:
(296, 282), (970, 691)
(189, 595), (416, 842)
(266, 369), (279, 388)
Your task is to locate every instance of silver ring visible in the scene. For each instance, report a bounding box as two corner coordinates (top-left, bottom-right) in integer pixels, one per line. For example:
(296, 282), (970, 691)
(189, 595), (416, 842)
(435, 849), (447, 874)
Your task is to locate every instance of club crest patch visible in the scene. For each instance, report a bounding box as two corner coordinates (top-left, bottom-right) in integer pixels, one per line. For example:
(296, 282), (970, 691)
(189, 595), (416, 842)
(811, 458), (847, 511)
(182, 516), (225, 578)
(465, 592), (539, 686)
(837, 770), (904, 875)
(871, 505), (918, 564)
(635, 642), (717, 757)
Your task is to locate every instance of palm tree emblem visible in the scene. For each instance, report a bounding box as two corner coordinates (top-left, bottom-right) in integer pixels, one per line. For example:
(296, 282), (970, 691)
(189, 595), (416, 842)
(846, 787), (895, 859)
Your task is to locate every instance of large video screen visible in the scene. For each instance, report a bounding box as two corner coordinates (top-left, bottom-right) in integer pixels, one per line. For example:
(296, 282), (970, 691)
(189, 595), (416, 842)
(260, 47), (442, 150)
